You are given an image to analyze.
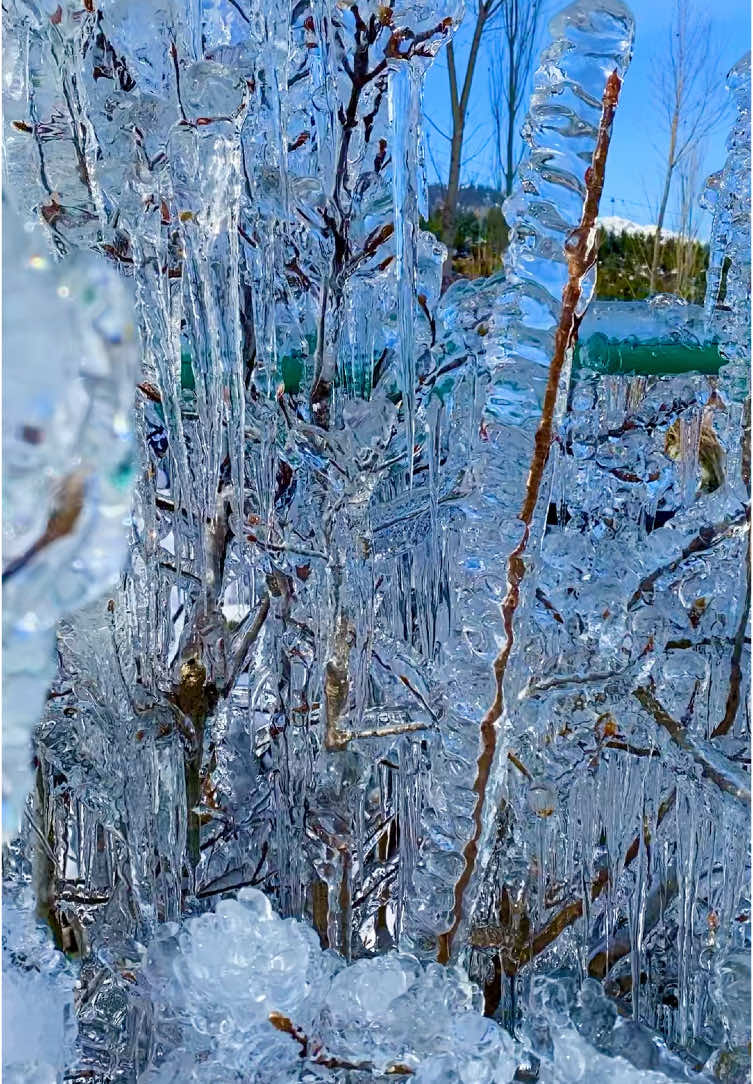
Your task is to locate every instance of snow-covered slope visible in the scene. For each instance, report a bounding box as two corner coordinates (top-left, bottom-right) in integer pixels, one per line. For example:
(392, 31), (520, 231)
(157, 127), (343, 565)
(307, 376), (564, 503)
(598, 214), (678, 238)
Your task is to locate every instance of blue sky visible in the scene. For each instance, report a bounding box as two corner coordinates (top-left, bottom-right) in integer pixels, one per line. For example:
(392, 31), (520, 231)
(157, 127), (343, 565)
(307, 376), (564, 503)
(422, 0), (750, 236)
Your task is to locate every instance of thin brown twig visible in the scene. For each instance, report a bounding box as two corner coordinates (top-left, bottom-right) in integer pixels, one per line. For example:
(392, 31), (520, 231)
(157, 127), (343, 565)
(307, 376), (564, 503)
(2, 473), (86, 583)
(345, 720), (432, 742)
(437, 68), (624, 965)
(627, 509), (749, 611)
(588, 866), (679, 980)
(535, 588), (565, 624)
(223, 593), (270, 695)
(325, 626), (436, 749)
(634, 686), (750, 805)
(507, 750), (532, 779)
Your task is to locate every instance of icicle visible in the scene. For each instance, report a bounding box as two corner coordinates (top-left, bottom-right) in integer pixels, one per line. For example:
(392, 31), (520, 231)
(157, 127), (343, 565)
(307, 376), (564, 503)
(389, 62), (420, 484)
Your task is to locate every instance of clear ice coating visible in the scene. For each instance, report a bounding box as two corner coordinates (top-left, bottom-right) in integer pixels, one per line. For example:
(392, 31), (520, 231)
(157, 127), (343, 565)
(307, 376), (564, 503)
(1, 0), (749, 1082)
(2, 200), (139, 837)
(135, 888), (700, 1083)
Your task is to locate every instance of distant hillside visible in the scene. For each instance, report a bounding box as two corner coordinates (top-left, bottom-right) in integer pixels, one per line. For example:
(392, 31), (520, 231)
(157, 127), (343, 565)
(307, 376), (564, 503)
(423, 189), (707, 301)
(597, 215), (680, 240)
(596, 226), (707, 303)
(427, 195), (682, 241)
(427, 184), (504, 218)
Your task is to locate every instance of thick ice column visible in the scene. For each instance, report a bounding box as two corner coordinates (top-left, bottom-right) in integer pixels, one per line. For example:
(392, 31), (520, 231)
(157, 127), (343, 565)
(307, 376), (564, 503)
(704, 54), (751, 375)
(703, 53), (751, 498)
(429, 0), (634, 962)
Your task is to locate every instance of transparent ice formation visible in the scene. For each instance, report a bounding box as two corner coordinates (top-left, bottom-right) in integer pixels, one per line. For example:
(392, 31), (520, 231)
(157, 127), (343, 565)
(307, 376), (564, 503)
(1, 0), (749, 1081)
(704, 54), (751, 379)
(467, 50), (751, 1078)
(2, 200), (139, 837)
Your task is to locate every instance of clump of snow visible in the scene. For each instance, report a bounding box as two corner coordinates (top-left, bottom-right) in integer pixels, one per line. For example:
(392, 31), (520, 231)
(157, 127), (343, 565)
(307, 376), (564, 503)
(140, 888), (696, 1083)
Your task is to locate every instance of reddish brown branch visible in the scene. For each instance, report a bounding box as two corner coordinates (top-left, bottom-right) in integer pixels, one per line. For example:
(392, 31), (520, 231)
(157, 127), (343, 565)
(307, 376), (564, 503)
(309, 14), (452, 426)
(634, 686), (750, 805)
(471, 790), (677, 973)
(710, 538), (750, 738)
(437, 70), (624, 965)
(137, 381), (162, 403)
(627, 509), (749, 611)
(268, 1012), (413, 1074)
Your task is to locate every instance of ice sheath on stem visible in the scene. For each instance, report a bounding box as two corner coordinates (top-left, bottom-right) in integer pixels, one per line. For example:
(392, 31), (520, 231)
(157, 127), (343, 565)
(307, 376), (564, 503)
(437, 21), (632, 963)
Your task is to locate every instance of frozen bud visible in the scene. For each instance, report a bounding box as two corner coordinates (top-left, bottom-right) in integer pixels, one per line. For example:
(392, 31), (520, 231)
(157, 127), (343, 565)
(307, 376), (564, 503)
(528, 778), (558, 818)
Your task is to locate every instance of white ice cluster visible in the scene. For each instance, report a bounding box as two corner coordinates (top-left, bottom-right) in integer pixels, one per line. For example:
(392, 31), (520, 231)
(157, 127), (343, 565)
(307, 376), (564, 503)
(142, 888), (691, 1083)
(2, 894), (78, 1084)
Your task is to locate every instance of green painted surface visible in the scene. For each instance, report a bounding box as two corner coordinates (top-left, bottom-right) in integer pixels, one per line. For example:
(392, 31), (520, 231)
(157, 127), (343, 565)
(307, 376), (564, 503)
(576, 333), (724, 377)
(180, 348), (195, 392)
(280, 353), (304, 394)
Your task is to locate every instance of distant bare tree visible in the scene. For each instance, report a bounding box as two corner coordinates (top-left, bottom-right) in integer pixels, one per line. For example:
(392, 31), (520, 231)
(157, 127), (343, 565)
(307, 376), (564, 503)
(489, 0), (545, 197)
(648, 0), (727, 293)
(440, 0), (505, 259)
(675, 145), (705, 300)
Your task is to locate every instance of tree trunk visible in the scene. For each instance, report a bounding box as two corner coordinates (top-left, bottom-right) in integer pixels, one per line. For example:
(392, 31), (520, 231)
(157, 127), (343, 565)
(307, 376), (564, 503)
(440, 10), (488, 266)
(649, 113), (679, 294)
(505, 65), (516, 196)
(441, 120), (464, 250)
(649, 164), (673, 294)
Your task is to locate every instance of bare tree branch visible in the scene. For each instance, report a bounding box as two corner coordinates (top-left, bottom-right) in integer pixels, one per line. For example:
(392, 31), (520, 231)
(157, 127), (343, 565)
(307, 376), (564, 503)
(634, 686), (751, 805)
(489, 0), (544, 196)
(439, 0), (508, 270)
(648, 0), (729, 292)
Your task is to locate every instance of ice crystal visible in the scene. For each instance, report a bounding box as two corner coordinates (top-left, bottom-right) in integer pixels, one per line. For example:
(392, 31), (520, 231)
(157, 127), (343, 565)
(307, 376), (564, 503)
(139, 888), (693, 1083)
